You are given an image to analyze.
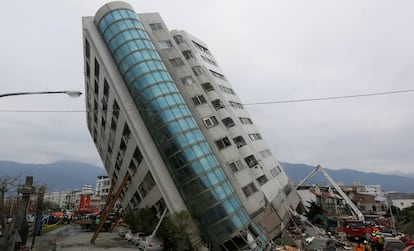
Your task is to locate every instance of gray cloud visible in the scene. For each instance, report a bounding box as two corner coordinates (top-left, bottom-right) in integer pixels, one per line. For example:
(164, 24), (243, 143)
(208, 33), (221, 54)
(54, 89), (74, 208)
(0, 0), (413, 175)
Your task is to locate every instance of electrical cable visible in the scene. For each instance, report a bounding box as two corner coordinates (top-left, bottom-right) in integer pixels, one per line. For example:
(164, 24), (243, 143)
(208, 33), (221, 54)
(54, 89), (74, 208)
(0, 89), (413, 113)
(242, 89), (414, 106)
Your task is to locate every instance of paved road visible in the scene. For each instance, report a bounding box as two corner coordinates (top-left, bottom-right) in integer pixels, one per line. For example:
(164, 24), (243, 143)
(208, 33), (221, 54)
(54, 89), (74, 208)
(27, 225), (138, 251)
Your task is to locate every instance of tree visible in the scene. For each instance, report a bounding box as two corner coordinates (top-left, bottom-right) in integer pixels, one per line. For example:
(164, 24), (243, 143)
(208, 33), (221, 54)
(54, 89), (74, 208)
(159, 211), (201, 251)
(123, 207), (157, 234)
(123, 208), (201, 250)
(397, 205), (414, 224)
(0, 176), (20, 208)
(0, 175), (20, 227)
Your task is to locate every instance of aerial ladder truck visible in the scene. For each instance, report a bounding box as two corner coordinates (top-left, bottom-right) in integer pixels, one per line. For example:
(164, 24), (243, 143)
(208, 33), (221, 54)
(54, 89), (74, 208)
(296, 165), (371, 240)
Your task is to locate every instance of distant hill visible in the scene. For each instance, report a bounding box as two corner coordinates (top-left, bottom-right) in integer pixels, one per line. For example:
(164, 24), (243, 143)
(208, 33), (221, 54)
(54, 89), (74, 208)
(281, 162), (414, 193)
(1, 160), (413, 193)
(0, 160), (106, 192)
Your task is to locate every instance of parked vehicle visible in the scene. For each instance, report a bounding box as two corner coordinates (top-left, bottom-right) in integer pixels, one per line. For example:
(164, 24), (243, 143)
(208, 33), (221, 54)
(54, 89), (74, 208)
(384, 237), (406, 251)
(125, 230), (133, 241)
(118, 227), (128, 237)
(137, 235), (164, 251)
(131, 232), (147, 246)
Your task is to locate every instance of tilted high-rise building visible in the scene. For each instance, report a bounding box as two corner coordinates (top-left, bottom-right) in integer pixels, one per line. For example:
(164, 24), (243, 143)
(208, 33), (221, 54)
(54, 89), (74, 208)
(82, 2), (301, 249)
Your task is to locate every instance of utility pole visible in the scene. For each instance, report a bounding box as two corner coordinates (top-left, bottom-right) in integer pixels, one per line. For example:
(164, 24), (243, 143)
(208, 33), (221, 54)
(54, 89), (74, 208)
(31, 185), (45, 249)
(9, 176), (35, 251)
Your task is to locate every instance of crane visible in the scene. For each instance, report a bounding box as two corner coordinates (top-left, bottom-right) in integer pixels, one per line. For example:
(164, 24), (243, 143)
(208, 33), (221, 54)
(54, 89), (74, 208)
(296, 165), (365, 222)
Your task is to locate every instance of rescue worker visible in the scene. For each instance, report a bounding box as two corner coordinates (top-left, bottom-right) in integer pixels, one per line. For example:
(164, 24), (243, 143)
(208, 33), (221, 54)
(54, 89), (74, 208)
(372, 233), (384, 251)
(354, 241), (365, 251)
(363, 240), (372, 251)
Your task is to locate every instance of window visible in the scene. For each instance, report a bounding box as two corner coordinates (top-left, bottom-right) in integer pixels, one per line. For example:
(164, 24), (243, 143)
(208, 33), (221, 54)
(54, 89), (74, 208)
(122, 124), (131, 144)
(257, 175), (268, 186)
(211, 99), (225, 110)
(133, 191), (142, 205)
(119, 139), (127, 156)
(94, 80), (99, 96)
(103, 79), (109, 97)
(138, 182), (149, 198)
(233, 136), (246, 148)
(192, 40), (211, 55)
(201, 82), (214, 92)
(173, 35), (185, 44)
(93, 99), (98, 112)
(153, 198), (167, 215)
(192, 66), (205, 76)
(201, 55), (217, 66)
(229, 101), (243, 109)
(94, 58), (100, 80)
(239, 117), (253, 124)
(259, 149), (272, 159)
(192, 95), (207, 105)
(101, 117), (106, 133)
(149, 23), (163, 30)
(242, 183), (258, 197)
(210, 70), (226, 80)
(202, 116), (219, 128)
(158, 40), (173, 49)
(169, 57), (184, 66)
(219, 85), (235, 95)
(112, 100), (119, 119)
(181, 76), (194, 86)
(85, 38), (90, 59)
(222, 117), (235, 128)
(283, 184), (292, 196)
(244, 155), (258, 168)
(132, 147), (143, 166)
(115, 152), (123, 170)
(129, 158), (138, 173)
(249, 133), (262, 141)
(182, 50), (195, 60)
(270, 166), (282, 177)
(143, 172), (156, 191)
(86, 62), (90, 78)
(228, 160), (244, 172)
(110, 117), (117, 131)
(215, 137), (231, 150)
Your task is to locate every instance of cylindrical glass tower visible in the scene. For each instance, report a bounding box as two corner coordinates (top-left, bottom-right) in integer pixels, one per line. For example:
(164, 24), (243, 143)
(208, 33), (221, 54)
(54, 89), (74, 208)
(94, 2), (266, 247)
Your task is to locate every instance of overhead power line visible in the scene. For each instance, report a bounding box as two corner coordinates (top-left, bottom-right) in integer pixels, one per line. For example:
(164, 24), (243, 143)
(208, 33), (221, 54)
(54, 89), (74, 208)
(0, 89), (413, 113)
(242, 89), (414, 106)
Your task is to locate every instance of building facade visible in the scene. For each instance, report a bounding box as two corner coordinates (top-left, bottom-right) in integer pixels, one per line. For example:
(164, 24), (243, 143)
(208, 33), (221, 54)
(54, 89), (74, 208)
(43, 185), (96, 212)
(82, 2), (301, 249)
(354, 183), (386, 200)
(95, 175), (111, 211)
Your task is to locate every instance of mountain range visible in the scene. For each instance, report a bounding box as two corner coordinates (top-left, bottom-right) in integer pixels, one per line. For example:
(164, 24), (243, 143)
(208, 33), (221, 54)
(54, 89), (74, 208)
(281, 162), (414, 193)
(0, 160), (413, 193)
(0, 160), (106, 192)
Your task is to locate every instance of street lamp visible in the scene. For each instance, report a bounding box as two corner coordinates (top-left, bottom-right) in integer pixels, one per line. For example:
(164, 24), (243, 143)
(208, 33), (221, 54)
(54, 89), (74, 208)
(0, 91), (82, 98)
(0, 90), (82, 250)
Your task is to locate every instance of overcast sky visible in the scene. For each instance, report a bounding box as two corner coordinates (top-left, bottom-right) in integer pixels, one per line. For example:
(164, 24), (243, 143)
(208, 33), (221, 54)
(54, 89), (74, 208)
(0, 0), (413, 175)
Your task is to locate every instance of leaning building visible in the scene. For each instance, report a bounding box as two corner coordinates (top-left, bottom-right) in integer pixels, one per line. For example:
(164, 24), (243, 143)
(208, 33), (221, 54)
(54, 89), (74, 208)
(82, 1), (301, 249)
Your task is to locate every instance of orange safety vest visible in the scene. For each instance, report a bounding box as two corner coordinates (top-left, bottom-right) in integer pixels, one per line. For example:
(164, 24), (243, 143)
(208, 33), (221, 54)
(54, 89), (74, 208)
(353, 244), (365, 251)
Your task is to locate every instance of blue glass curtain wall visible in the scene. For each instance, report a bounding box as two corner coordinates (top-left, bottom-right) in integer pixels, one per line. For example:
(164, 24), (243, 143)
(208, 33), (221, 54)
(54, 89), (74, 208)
(95, 8), (256, 245)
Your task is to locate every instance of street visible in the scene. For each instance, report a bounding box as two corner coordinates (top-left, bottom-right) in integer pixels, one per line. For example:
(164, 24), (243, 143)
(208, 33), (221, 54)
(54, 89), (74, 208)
(27, 224), (138, 251)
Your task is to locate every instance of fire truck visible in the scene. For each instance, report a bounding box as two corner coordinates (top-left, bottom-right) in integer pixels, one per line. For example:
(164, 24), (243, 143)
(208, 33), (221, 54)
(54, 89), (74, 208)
(297, 165), (372, 241)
